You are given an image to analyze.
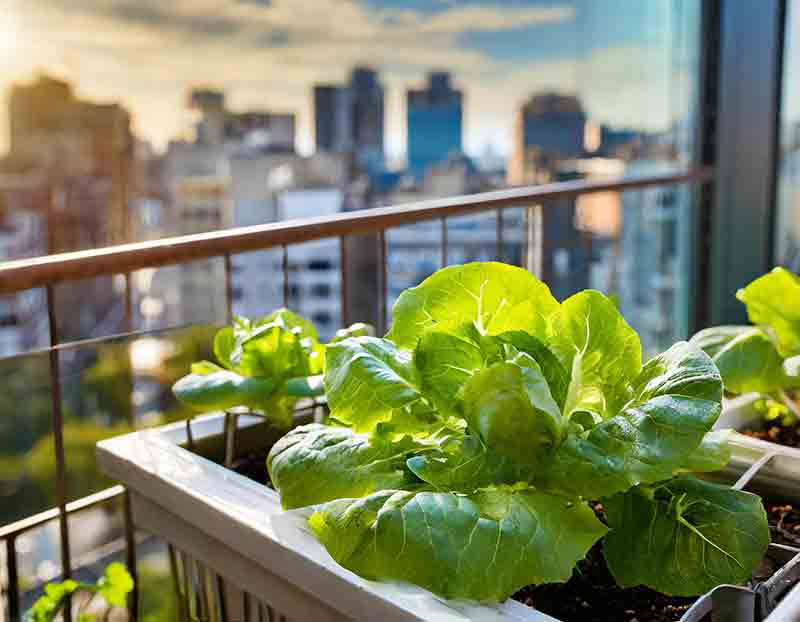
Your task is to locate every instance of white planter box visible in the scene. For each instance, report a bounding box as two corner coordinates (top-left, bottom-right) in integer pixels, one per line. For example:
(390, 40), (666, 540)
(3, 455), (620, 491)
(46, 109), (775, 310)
(716, 394), (800, 461)
(96, 414), (551, 622)
(97, 413), (800, 622)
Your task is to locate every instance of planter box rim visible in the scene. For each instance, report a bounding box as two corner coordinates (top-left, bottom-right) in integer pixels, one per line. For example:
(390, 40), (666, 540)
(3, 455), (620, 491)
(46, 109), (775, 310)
(97, 414), (551, 622)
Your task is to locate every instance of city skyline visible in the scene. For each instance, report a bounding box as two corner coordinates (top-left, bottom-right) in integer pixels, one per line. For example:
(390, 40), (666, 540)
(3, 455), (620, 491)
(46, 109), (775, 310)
(0, 0), (698, 159)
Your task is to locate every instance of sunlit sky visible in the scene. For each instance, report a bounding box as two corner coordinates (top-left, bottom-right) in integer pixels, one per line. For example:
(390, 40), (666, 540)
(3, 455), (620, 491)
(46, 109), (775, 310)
(0, 0), (697, 159)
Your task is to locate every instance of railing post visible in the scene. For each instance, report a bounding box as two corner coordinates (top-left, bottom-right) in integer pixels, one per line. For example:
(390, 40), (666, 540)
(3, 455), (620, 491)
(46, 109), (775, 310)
(45, 284), (72, 622)
(6, 537), (19, 622)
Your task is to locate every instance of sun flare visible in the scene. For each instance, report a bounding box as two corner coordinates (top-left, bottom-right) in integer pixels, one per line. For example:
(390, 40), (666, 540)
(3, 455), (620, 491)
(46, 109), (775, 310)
(0, 4), (19, 59)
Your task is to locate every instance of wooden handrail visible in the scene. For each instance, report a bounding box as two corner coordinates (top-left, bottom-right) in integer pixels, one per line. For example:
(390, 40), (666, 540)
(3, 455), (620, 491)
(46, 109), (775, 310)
(0, 167), (711, 294)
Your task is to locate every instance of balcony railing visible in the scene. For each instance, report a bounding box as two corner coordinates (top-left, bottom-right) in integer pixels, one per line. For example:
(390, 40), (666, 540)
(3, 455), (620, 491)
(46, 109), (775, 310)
(0, 166), (712, 622)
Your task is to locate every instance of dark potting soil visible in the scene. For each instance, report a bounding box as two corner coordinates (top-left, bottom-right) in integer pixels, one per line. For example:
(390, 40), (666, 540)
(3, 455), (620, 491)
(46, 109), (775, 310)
(743, 420), (800, 448)
(230, 449), (274, 488)
(513, 543), (696, 622)
(765, 501), (800, 548)
(514, 500), (796, 622)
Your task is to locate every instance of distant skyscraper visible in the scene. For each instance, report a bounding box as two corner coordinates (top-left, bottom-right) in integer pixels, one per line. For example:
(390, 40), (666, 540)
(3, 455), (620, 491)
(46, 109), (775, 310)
(508, 93), (587, 185)
(407, 72), (462, 180)
(313, 67), (384, 165)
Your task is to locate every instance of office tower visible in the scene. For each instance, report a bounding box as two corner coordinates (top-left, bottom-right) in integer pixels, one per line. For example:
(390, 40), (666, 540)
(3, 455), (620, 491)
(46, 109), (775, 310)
(8, 75), (134, 251)
(7, 75), (134, 341)
(508, 93), (587, 185)
(406, 72), (463, 179)
(313, 67), (384, 164)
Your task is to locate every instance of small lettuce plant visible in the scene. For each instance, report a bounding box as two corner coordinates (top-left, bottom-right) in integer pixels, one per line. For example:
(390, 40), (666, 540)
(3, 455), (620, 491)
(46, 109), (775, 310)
(27, 563), (133, 622)
(268, 262), (768, 602)
(691, 267), (800, 421)
(172, 308), (372, 427)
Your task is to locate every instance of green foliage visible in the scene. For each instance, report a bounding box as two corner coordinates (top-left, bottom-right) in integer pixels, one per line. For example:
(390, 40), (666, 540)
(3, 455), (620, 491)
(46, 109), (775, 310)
(173, 309), (338, 425)
(27, 563), (133, 622)
(309, 486), (607, 601)
(691, 268), (800, 407)
(269, 261), (766, 601)
(603, 476), (768, 596)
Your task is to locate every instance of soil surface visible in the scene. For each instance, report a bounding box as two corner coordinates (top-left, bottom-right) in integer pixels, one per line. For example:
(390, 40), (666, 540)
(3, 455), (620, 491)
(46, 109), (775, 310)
(515, 500), (798, 622)
(743, 421), (800, 448)
(513, 543), (696, 622)
(765, 501), (800, 548)
(230, 449), (273, 488)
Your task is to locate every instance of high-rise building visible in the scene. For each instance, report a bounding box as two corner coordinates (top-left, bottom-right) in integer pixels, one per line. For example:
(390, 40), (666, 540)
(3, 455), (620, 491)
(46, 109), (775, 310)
(8, 75), (134, 251)
(407, 72), (463, 180)
(508, 93), (587, 185)
(7, 75), (134, 341)
(313, 67), (384, 165)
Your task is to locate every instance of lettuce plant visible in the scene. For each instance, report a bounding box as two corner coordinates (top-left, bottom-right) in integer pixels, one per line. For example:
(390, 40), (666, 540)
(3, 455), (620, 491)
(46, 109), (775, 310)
(27, 563), (133, 622)
(268, 262), (768, 602)
(691, 267), (800, 419)
(173, 309), (370, 427)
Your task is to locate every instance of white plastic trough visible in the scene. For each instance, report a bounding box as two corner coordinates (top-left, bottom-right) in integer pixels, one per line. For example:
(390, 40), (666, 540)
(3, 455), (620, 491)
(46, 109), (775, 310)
(97, 412), (800, 622)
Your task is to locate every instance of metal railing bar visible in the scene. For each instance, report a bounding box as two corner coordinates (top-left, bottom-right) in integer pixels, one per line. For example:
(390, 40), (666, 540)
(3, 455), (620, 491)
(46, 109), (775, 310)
(496, 209), (504, 262)
(45, 285), (72, 614)
(440, 217), (448, 268)
(377, 230), (387, 335)
(339, 237), (349, 327)
(0, 169), (711, 295)
(223, 254), (234, 324)
(6, 536), (19, 622)
(281, 245), (289, 308)
(0, 485), (125, 540)
(123, 490), (139, 622)
(0, 320), (215, 364)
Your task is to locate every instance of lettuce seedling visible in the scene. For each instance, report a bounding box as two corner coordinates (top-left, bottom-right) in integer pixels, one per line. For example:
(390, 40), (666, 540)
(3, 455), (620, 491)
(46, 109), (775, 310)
(268, 262), (768, 602)
(691, 267), (800, 418)
(173, 309), (370, 427)
(27, 562), (133, 622)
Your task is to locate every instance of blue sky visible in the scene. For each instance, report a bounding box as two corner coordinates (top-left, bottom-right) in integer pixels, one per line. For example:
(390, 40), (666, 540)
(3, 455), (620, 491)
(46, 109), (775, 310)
(0, 0), (699, 158)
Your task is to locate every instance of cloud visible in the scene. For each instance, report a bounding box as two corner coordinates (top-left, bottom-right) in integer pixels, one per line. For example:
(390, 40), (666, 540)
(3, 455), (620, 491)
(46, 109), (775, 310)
(2, 0), (681, 158)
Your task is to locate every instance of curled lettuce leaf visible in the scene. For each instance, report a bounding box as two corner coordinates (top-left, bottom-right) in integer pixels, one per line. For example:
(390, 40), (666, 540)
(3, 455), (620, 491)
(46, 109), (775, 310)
(388, 262), (558, 349)
(692, 268), (800, 399)
(268, 424), (421, 509)
(737, 267), (800, 358)
(324, 337), (422, 431)
(309, 486), (607, 602)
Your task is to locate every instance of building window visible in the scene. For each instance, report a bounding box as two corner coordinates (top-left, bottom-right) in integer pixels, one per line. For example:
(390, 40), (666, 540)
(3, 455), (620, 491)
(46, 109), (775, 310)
(312, 312), (332, 325)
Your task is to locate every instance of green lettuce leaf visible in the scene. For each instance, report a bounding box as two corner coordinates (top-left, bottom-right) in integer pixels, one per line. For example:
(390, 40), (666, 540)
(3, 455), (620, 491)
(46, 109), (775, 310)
(690, 325), (752, 358)
(548, 290), (642, 422)
(493, 331), (570, 409)
(603, 476), (769, 596)
(459, 357), (561, 465)
(737, 267), (800, 358)
(542, 342), (721, 498)
(414, 331), (485, 417)
(405, 435), (522, 491)
(324, 337), (422, 431)
(388, 262), (558, 349)
(309, 486), (607, 602)
(172, 370), (277, 412)
(710, 327), (792, 394)
(267, 424), (421, 509)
